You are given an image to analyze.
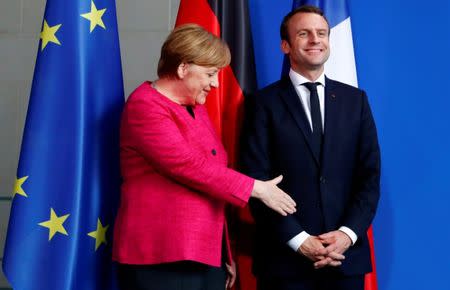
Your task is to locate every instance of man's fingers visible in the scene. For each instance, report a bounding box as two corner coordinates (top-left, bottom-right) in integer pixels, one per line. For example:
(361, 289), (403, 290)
(319, 233), (335, 243)
(323, 243), (338, 254)
(313, 257), (342, 269)
(314, 257), (332, 269)
(320, 238), (334, 245)
(328, 260), (342, 267)
(312, 249), (328, 259)
(318, 232), (332, 238)
(327, 251), (345, 260)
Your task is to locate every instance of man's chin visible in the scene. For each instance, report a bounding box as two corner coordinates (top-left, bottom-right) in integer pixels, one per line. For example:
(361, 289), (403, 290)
(305, 59), (327, 69)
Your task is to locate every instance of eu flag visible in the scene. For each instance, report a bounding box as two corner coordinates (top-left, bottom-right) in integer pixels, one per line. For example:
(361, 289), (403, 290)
(2, 0), (124, 289)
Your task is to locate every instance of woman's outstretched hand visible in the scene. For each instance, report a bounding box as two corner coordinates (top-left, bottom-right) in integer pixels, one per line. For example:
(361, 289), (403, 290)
(251, 175), (296, 216)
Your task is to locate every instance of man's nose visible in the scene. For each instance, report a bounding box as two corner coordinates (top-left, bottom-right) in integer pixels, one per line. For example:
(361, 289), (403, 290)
(309, 32), (320, 43)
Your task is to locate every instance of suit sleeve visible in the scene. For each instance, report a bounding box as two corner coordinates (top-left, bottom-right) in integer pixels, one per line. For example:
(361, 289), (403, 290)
(124, 97), (253, 207)
(341, 91), (381, 238)
(240, 93), (305, 243)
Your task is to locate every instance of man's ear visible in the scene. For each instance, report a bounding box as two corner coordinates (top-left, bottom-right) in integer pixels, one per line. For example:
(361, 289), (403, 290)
(281, 39), (290, 55)
(177, 62), (189, 79)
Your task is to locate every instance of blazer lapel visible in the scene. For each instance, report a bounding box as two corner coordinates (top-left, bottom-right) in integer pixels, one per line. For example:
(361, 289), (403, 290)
(322, 77), (340, 165)
(279, 78), (320, 166)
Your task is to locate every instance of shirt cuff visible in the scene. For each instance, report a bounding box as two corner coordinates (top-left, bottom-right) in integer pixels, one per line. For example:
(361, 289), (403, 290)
(339, 226), (357, 245)
(287, 231), (310, 252)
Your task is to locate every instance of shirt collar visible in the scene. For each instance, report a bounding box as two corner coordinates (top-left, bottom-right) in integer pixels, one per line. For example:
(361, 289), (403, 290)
(289, 68), (326, 87)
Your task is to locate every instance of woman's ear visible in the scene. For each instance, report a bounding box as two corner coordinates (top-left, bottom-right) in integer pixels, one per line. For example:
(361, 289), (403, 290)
(177, 62), (189, 79)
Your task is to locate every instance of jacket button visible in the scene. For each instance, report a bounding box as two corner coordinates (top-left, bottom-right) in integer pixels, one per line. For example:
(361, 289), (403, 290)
(320, 176), (326, 184)
(211, 149), (217, 156)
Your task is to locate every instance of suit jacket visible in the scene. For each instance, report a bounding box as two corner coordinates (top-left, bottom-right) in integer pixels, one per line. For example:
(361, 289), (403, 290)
(113, 82), (254, 267)
(240, 76), (380, 278)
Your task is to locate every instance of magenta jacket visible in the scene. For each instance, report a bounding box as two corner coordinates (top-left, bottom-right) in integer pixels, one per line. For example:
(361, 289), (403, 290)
(113, 82), (254, 267)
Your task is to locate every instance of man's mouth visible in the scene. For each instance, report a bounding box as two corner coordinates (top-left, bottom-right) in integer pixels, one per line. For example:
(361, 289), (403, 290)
(305, 48), (323, 53)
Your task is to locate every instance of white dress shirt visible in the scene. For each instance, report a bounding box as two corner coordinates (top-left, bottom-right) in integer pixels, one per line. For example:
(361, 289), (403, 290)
(289, 69), (326, 132)
(286, 69), (357, 252)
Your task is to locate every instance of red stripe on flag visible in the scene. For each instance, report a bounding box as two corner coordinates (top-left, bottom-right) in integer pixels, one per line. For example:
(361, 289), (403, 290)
(365, 225), (378, 290)
(175, 0), (245, 167)
(175, 0), (219, 35)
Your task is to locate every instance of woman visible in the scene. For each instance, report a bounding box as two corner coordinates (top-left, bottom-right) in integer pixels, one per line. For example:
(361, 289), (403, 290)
(113, 24), (296, 290)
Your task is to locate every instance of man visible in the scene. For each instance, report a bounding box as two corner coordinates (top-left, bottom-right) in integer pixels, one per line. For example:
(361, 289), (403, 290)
(240, 5), (380, 290)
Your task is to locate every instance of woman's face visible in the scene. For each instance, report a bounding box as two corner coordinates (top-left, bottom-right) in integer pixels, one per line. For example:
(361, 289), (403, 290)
(180, 64), (219, 105)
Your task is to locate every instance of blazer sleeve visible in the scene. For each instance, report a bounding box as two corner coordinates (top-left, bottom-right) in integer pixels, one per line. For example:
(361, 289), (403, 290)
(124, 96), (254, 207)
(240, 93), (305, 243)
(341, 91), (381, 238)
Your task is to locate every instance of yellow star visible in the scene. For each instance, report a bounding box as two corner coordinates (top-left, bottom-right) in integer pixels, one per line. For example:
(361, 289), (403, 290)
(87, 218), (109, 250)
(40, 20), (62, 51)
(38, 208), (70, 241)
(81, 1), (107, 33)
(13, 176), (29, 198)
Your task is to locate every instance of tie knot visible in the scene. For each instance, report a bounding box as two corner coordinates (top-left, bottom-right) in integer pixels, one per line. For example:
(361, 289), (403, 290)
(303, 82), (320, 92)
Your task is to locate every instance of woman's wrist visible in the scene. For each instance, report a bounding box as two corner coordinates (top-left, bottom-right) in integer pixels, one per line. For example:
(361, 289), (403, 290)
(251, 180), (265, 199)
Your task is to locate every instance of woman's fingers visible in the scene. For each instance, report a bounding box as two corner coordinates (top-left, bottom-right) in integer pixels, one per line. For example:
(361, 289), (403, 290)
(269, 175), (283, 185)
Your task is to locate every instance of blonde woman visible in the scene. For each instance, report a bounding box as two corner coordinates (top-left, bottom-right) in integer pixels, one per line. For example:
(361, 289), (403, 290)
(113, 24), (296, 290)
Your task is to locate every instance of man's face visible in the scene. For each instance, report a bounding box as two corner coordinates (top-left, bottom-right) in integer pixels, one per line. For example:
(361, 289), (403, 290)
(281, 12), (330, 73)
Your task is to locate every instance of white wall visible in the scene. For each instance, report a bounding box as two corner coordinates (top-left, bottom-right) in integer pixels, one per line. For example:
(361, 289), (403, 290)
(0, 0), (180, 287)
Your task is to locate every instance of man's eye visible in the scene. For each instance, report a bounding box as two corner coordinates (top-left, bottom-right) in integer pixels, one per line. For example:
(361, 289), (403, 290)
(298, 32), (307, 37)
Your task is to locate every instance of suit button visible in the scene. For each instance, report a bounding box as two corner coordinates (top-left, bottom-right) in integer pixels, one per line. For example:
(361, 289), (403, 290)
(211, 149), (217, 156)
(320, 176), (326, 184)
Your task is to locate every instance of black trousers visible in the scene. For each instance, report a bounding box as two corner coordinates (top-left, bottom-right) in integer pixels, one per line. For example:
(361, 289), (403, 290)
(257, 271), (364, 290)
(117, 261), (226, 290)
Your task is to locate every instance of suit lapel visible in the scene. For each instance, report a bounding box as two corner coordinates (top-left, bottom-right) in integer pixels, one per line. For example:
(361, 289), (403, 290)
(323, 77), (340, 165)
(279, 78), (320, 166)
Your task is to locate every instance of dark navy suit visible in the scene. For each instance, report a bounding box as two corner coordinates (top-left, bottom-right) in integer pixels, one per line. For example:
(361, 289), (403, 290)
(240, 76), (380, 286)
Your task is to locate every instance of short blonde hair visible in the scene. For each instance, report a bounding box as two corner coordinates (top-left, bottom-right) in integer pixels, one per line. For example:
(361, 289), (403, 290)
(157, 24), (231, 78)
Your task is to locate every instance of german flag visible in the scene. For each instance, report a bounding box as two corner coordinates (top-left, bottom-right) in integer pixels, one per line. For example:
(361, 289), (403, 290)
(176, 1), (258, 289)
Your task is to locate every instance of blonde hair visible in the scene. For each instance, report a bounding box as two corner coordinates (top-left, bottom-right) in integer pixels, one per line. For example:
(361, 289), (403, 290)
(157, 24), (231, 78)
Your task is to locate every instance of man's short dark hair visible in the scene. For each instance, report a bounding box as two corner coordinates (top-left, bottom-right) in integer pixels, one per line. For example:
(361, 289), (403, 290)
(280, 5), (330, 42)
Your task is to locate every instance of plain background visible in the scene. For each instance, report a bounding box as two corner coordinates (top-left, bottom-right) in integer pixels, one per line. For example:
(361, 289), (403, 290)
(1, 1), (450, 290)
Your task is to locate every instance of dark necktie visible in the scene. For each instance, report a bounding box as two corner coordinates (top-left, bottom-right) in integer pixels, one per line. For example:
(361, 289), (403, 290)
(303, 82), (323, 160)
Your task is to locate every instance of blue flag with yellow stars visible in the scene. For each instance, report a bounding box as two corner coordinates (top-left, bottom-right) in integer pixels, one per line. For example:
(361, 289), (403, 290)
(2, 0), (124, 289)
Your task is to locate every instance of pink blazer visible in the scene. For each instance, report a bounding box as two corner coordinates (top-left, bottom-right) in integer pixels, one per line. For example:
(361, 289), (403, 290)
(112, 82), (254, 267)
